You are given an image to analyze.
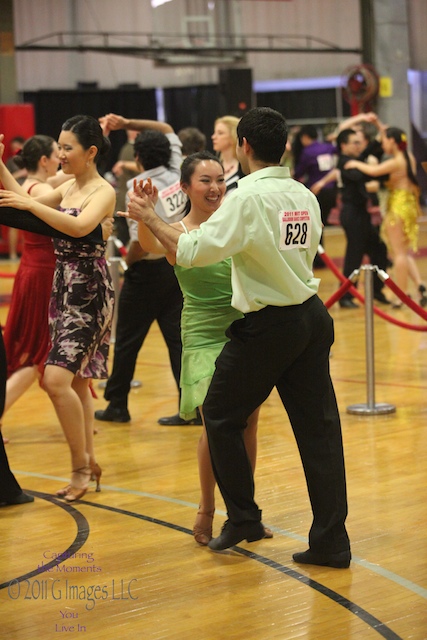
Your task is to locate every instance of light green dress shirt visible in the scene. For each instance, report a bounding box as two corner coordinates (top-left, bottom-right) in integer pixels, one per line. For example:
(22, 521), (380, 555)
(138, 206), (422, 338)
(176, 166), (322, 313)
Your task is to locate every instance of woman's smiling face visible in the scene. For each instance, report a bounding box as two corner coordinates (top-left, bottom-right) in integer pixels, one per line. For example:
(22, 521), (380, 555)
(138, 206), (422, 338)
(182, 159), (226, 214)
(57, 130), (92, 174)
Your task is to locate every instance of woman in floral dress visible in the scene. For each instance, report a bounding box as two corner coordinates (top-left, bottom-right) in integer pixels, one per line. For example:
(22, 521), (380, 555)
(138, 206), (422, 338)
(0, 115), (115, 501)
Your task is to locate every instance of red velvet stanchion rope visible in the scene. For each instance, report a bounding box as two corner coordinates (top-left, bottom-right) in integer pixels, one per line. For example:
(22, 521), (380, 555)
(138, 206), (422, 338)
(319, 247), (427, 332)
(379, 270), (427, 320)
(324, 278), (353, 309)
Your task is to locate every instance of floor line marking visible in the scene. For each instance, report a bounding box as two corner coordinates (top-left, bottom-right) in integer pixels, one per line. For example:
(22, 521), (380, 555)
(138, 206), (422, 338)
(12, 472), (427, 600)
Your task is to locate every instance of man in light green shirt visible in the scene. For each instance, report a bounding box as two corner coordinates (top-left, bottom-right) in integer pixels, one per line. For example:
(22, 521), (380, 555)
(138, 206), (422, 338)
(177, 164), (321, 312)
(123, 107), (351, 568)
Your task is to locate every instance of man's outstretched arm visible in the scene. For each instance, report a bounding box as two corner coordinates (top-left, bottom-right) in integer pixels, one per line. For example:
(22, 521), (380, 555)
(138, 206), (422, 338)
(0, 207), (104, 243)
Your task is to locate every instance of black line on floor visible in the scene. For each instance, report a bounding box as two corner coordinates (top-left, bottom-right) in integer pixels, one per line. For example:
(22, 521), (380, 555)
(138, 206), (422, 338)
(0, 490), (90, 589)
(235, 549), (403, 640)
(0, 494), (403, 640)
(78, 499), (403, 640)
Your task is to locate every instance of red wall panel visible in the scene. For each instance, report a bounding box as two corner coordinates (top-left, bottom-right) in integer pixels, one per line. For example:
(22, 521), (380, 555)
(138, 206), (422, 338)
(0, 104), (35, 163)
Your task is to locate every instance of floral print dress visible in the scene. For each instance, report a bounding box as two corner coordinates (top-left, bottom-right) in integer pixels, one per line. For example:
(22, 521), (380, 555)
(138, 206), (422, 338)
(45, 207), (114, 378)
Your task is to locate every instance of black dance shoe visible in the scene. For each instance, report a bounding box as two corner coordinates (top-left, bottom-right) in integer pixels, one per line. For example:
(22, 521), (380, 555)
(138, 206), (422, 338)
(418, 284), (427, 308)
(374, 292), (391, 305)
(158, 412), (202, 426)
(339, 299), (359, 309)
(292, 549), (351, 568)
(0, 492), (34, 506)
(208, 520), (265, 551)
(94, 405), (131, 423)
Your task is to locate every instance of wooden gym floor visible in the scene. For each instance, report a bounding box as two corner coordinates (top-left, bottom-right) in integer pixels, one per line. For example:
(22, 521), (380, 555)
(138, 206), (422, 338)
(0, 223), (426, 639)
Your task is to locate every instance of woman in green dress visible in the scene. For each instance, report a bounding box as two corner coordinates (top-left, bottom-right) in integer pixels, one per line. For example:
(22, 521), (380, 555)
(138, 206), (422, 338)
(123, 152), (271, 545)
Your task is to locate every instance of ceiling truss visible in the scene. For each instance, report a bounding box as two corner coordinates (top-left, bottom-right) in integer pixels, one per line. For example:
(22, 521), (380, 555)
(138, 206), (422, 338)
(15, 32), (361, 66)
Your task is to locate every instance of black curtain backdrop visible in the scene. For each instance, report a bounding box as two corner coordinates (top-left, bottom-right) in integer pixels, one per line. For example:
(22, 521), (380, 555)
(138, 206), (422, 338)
(22, 88), (157, 172)
(162, 84), (220, 153)
(162, 85), (350, 151)
(22, 85), (352, 169)
(256, 88), (350, 121)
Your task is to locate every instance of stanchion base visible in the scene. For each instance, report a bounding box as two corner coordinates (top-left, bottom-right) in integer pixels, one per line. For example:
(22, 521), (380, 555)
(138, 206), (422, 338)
(347, 402), (396, 415)
(97, 380), (142, 389)
(130, 380), (142, 388)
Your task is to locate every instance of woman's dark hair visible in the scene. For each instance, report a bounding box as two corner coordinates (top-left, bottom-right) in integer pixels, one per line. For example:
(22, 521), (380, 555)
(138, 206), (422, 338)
(291, 133), (304, 167)
(385, 127), (418, 187)
(180, 151), (224, 215)
(181, 150), (223, 184)
(298, 124), (318, 141)
(13, 134), (56, 172)
(292, 125), (318, 166)
(61, 114), (111, 163)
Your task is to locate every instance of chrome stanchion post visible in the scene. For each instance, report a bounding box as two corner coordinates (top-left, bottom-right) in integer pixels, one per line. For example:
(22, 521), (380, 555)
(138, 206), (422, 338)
(99, 237), (122, 389)
(100, 237), (142, 390)
(347, 265), (396, 415)
(106, 236), (121, 343)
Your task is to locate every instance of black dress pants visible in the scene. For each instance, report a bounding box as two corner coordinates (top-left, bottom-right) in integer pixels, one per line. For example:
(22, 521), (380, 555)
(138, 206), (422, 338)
(104, 258), (183, 410)
(203, 296), (350, 555)
(340, 205), (388, 297)
(0, 329), (24, 501)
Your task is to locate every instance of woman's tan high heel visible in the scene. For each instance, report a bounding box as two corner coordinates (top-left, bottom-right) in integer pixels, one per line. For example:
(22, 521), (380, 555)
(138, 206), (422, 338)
(193, 507), (215, 545)
(90, 461), (102, 492)
(56, 466), (92, 502)
(56, 484), (71, 498)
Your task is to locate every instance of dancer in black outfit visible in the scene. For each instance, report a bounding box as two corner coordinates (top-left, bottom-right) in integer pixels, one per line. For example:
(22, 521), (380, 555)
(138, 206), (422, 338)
(336, 129), (389, 308)
(0, 327), (34, 505)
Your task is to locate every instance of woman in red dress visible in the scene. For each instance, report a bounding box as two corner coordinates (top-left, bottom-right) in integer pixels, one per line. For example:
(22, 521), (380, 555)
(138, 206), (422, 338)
(1, 135), (61, 436)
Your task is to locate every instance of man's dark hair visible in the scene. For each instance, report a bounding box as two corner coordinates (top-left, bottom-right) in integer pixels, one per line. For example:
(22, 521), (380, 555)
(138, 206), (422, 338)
(237, 107), (288, 164)
(336, 128), (356, 152)
(134, 130), (171, 170)
(178, 127), (206, 156)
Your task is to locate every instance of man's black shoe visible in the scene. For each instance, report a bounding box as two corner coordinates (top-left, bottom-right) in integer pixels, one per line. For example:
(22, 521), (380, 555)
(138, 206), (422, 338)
(1, 492), (35, 506)
(94, 406), (130, 423)
(374, 292), (391, 305)
(292, 549), (351, 568)
(158, 412), (202, 426)
(339, 299), (359, 309)
(208, 520), (265, 551)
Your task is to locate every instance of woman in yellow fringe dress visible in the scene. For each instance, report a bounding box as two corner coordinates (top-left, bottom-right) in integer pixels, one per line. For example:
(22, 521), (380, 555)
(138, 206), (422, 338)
(345, 122), (426, 308)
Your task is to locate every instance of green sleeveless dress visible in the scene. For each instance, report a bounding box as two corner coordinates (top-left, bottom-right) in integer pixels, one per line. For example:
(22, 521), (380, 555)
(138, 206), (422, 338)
(174, 258), (242, 419)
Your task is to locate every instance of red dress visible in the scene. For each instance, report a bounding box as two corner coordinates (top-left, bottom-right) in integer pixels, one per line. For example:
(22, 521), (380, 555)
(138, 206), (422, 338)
(3, 229), (56, 378)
